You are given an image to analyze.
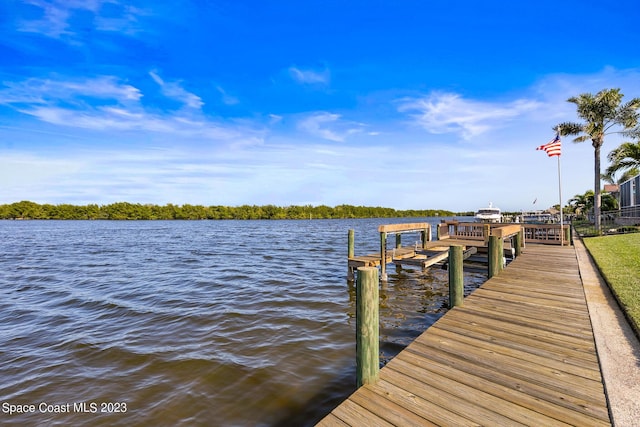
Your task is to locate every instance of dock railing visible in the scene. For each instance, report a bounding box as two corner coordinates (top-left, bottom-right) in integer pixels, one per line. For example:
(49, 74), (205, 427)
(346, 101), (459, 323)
(439, 221), (570, 246)
(437, 221), (486, 240)
(522, 223), (571, 245)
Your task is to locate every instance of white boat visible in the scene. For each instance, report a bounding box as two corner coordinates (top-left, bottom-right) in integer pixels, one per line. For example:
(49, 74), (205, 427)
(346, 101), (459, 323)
(475, 202), (502, 223)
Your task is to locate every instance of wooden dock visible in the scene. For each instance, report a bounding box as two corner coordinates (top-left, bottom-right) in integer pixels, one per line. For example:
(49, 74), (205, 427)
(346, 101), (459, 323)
(348, 222), (524, 281)
(320, 244), (611, 426)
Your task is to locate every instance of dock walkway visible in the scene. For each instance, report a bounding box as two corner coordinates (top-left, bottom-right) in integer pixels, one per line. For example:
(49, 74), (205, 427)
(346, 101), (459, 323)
(318, 244), (611, 426)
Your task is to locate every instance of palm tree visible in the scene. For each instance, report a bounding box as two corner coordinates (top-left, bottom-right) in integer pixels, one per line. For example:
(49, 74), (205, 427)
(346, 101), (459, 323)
(606, 141), (640, 178)
(557, 88), (640, 233)
(568, 190), (594, 217)
(602, 167), (640, 186)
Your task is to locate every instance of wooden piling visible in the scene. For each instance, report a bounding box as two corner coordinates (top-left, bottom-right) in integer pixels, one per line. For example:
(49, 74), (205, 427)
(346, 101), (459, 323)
(395, 233), (402, 249)
(356, 266), (379, 387)
(514, 229), (522, 257)
(422, 225), (431, 247)
(347, 229), (355, 281)
(348, 229), (355, 258)
(483, 223), (491, 244)
(488, 235), (503, 278)
(448, 245), (463, 307)
(380, 232), (387, 281)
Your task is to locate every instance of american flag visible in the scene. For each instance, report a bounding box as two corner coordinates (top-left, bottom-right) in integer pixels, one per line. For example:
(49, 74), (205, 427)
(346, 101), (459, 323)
(537, 134), (561, 157)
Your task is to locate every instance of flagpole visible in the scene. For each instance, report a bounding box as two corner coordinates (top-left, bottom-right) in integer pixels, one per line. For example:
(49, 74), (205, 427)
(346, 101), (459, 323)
(557, 154), (564, 246)
(537, 129), (564, 245)
(557, 126), (564, 246)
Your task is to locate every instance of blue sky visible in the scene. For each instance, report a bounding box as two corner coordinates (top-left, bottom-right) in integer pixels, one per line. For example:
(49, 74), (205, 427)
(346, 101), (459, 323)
(2, 0), (640, 212)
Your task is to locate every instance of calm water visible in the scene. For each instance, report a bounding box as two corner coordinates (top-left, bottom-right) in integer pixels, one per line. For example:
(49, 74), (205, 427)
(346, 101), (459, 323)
(0, 218), (485, 426)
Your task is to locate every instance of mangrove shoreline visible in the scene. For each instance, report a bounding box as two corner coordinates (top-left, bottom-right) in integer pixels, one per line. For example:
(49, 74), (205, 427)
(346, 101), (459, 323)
(0, 201), (457, 221)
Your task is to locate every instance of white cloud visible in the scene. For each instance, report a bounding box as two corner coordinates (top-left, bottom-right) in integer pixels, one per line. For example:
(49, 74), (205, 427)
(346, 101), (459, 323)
(19, 105), (258, 142)
(216, 86), (239, 105)
(0, 75), (141, 105)
(288, 66), (330, 85)
(0, 74), (261, 142)
(16, 0), (145, 39)
(397, 92), (541, 139)
(297, 112), (364, 142)
(17, 0), (74, 38)
(268, 114), (283, 124)
(23, 106), (163, 132)
(94, 3), (147, 35)
(149, 71), (203, 109)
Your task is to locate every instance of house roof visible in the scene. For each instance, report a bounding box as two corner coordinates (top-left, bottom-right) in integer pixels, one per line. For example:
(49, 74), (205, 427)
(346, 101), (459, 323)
(604, 184), (619, 193)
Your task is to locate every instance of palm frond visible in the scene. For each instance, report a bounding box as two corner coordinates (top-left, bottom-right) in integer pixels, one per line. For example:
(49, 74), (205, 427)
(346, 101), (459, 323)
(555, 122), (582, 135)
(616, 98), (640, 128)
(620, 168), (640, 183)
(606, 141), (640, 177)
(621, 125), (640, 139)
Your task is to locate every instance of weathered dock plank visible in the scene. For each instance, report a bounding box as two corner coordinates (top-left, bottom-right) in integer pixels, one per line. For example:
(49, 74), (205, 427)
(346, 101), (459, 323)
(318, 244), (611, 426)
(348, 247), (417, 268)
(393, 250), (449, 268)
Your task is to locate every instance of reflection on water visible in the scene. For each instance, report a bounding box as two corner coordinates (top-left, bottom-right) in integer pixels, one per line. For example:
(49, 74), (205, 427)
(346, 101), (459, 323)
(0, 218), (484, 426)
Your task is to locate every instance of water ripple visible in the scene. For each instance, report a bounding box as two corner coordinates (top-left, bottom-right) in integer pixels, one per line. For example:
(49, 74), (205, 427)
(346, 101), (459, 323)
(0, 218), (482, 426)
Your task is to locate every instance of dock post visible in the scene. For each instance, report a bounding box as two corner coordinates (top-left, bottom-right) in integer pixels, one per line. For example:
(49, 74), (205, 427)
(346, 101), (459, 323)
(356, 266), (379, 387)
(569, 224), (574, 246)
(483, 223), (490, 244)
(421, 225), (430, 248)
(514, 228), (522, 257)
(449, 245), (464, 307)
(347, 229), (355, 281)
(348, 229), (355, 258)
(380, 232), (387, 281)
(488, 235), (504, 278)
(395, 233), (402, 274)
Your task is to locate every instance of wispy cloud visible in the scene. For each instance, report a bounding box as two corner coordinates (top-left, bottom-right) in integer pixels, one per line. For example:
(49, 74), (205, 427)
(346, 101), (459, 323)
(0, 75), (141, 105)
(297, 112), (364, 142)
(268, 114), (283, 124)
(15, 0), (146, 40)
(215, 86), (239, 105)
(288, 66), (330, 85)
(397, 92), (541, 139)
(149, 71), (203, 109)
(0, 74), (259, 142)
(94, 3), (147, 35)
(19, 105), (261, 142)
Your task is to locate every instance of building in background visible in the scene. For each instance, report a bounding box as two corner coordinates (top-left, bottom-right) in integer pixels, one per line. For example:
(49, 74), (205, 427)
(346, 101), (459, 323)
(619, 174), (640, 224)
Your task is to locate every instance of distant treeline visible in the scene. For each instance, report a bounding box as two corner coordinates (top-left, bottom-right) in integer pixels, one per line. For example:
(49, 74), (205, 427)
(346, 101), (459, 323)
(0, 201), (455, 220)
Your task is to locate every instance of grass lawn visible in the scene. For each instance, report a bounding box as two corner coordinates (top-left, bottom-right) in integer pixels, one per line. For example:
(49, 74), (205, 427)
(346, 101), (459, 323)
(583, 233), (640, 335)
